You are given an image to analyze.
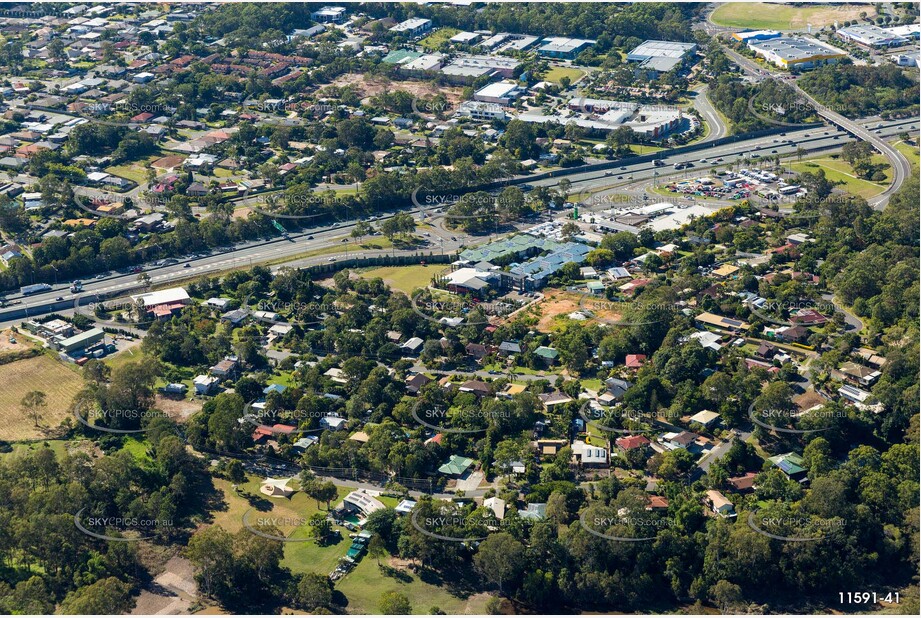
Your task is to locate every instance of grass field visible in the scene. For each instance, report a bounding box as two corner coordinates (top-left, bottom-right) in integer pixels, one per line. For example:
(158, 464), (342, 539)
(335, 558), (491, 615)
(0, 354), (85, 441)
(0, 438), (96, 461)
(357, 264), (443, 295)
(894, 140), (920, 172)
(790, 158), (887, 199)
(541, 66), (585, 85)
(711, 3), (875, 30)
(419, 27), (460, 50)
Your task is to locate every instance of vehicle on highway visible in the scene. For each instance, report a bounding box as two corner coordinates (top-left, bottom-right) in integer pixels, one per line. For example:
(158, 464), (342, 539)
(307, 235), (314, 239)
(771, 150), (778, 153)
(653, 159), (665, 167)
(184, 263), (191, 268)
(605, 171), (613, 176)
(95, 273), (106, 279)
(70, 280), (83, 293)
(327, 257), (335, 262)
(451, 236), (457, 241)
(20, 283), (52, 296)
(55, 296), (64, 301)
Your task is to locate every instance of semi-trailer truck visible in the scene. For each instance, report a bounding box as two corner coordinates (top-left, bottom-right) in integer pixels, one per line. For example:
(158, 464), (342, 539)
(20, 283), (52, 296)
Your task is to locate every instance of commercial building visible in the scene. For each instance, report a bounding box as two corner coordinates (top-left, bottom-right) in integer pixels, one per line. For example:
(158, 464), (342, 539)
(517, 99), (683, 139)
(747, 37), (846, 70)
(55, 327), (105, 354)
(885, 23), (921, 40)
(310, 6), (346, 23)
(439, 54), (521, 82)
(450, 31), (481, 45)
(627, 39), (697, 78)
(836, 24), (909, 48)
(389, 17), (432, 37)
(731, 30), (782, 44)
(537, 36), (595, 59)
(457, 100), (508, 121)
(473, 81), (522, 106)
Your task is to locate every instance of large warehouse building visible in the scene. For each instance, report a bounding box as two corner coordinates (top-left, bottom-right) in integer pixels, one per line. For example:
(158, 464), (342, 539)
(747, 37), (847, 70)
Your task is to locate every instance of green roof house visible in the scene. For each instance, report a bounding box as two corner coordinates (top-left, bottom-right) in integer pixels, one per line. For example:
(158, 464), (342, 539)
(534, 346), (559, 366)
(768, 452), (807, 481)
(438, 455), (474, 476)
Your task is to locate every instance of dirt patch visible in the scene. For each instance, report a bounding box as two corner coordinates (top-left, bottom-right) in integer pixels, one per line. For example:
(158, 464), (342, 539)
(327, 73), (465, 107)
(0, 329), (33, 354)
(155, 394), (203, 422)
(131, 555), (197, 615)
(529, 289), (624, 332)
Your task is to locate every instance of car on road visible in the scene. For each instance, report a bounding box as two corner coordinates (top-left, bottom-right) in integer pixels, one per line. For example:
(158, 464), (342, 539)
(95, 273), (106, 279)
(620, 166), (627, 170)
(617, 175), (623, 179)
(55, 296), (64, 301)
(771, 150), (778, 153)
(605, 170), (613, 176)
(307, 235), (314, 240)
(451, 236), (457, 241)
(184, 263), (191, 268)
(327, 257), (335, 262)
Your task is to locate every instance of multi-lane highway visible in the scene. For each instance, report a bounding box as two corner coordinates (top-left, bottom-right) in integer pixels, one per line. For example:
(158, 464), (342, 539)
(1, 114), (917, 326)
(720, 45), (913, 207)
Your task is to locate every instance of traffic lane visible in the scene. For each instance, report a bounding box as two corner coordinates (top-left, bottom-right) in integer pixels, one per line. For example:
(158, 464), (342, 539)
(6, 220), (468, 314)
(534, 118), (917, 193)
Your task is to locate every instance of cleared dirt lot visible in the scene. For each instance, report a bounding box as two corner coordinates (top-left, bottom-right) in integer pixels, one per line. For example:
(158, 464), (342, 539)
(527, 288), (625, 332)
(327, 72), (465, 106)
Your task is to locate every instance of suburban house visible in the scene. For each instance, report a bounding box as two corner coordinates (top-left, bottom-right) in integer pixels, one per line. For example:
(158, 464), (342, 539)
(769, 452), (808, 481)
(616, 434), (650, 452)
(689, 409), (720, 430)
(704, 489), (736, 518)
(571, 440), (610, 468)
(438, 455), (474, 476)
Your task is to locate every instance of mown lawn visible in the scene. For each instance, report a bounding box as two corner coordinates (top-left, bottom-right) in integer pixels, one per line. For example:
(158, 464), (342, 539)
(789, 158), (887, 199)
(357, 264), (443, 295)
(711, 2), (874, 29)
(541, 66), (585, 85)
(335, 557), (490, 615)
(894, 140), (920, 172)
